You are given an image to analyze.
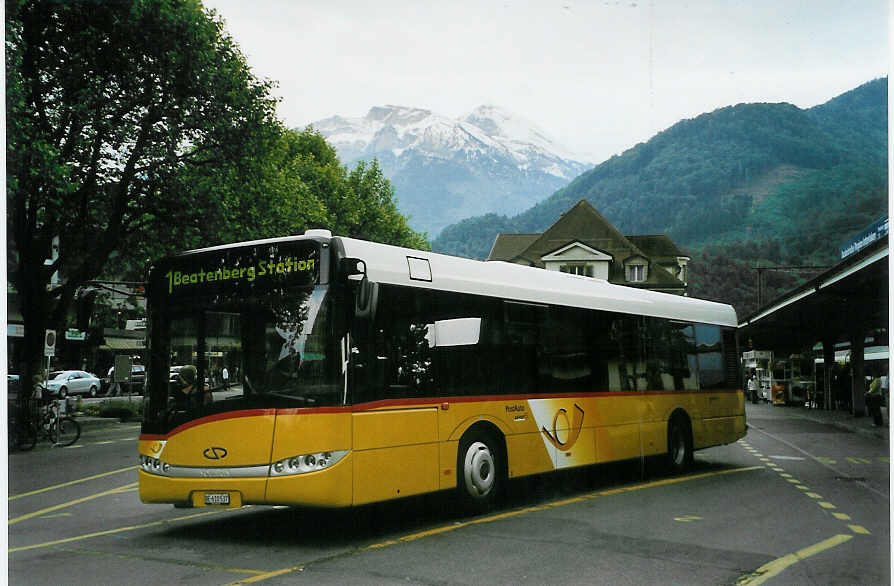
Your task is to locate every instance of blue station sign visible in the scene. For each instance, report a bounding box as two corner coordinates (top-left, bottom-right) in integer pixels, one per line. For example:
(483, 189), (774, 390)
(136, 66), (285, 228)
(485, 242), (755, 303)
(840, 216), (888, 259)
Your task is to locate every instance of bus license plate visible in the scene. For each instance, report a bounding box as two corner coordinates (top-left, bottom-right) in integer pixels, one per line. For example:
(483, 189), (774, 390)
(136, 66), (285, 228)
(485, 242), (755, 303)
(204, 493), (230, 506)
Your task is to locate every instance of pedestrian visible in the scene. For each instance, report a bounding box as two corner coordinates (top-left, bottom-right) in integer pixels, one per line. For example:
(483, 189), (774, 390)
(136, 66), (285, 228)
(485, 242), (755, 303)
(747, 373), (758, 404)
(222, 365), (229, 390)
(175, 365), (211, 408)
(865, 376), (884, 426)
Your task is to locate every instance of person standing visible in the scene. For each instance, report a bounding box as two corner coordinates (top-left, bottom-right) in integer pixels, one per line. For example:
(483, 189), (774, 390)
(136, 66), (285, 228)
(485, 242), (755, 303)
(866, 376), (884, 426)
(222, 365), (229, 390)
(747, 373), (758, 404)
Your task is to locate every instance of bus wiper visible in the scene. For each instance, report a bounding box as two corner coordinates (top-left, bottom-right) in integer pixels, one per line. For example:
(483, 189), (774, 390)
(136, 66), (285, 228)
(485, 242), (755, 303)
(243, 375), (257, 395)
(265, 391), (309, 405)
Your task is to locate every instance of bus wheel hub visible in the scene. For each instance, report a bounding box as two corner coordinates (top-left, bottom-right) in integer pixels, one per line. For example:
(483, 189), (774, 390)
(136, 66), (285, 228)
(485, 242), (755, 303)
(464, 441), (495, 497)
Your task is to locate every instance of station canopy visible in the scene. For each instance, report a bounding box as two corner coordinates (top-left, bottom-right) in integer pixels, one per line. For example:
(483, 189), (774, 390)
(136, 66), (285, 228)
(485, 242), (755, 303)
(739, 236), (888, 355)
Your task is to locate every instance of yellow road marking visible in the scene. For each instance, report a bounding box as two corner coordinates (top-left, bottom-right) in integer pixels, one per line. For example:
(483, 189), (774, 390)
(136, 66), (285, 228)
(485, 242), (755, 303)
(225, 566), (305, 584)
(9, 483), (137, 525)
(737, 534), (853, 585)
(236, 466), (763, 585)
(674, 515), (703, 522)
(10, 466), (763, 571)
(805, 492), (822, 499)
(818, 502), (836, 509)
(9, 510), (224, 553)
(795, 485), (809, 490)
(369, 467), (762, 551)
(849, 525), (871, 535)
(846, 457), (871, 464)
(785, 478), (800, 484)
(9, 465), (138, 501)
(833, 512), (851, 521)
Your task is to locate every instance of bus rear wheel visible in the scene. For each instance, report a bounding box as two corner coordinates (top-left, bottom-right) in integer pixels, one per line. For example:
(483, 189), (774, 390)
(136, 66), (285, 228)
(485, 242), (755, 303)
(457, 432), (503, 512)
(667, 417), (693, 474)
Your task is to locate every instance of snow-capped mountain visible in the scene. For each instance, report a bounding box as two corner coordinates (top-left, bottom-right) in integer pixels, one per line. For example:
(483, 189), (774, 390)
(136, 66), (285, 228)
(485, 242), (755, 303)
(310, 105), (591, 236)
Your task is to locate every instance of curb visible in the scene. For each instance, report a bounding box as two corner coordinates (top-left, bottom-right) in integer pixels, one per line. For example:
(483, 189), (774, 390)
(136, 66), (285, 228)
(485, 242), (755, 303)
(805, 417), (888, 441)
(72, 415), (142, 430)
(789, 411), (888, 441)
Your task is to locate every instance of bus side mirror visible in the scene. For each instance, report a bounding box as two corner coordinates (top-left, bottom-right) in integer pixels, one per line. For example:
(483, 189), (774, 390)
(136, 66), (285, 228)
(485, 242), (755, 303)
(339, 257), (367, 286)
(356, 280), (378, 320)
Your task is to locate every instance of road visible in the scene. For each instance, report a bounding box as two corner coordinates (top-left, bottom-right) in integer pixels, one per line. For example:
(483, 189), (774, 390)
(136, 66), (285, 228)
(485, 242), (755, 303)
(8, 403), (890, 585)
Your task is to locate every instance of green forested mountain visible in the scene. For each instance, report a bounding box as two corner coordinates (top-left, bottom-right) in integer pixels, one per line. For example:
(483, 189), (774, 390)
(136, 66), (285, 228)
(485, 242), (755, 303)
(433, 79), (888, 317)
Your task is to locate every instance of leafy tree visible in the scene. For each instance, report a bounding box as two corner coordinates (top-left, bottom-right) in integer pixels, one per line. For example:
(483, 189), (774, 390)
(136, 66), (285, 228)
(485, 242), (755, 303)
(157, 126), (429, 256)
(7, 0), (280, 393)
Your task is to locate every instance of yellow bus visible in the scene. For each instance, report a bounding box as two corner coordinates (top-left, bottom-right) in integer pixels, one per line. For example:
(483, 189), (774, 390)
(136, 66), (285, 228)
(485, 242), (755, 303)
(139, 230), (745, 510)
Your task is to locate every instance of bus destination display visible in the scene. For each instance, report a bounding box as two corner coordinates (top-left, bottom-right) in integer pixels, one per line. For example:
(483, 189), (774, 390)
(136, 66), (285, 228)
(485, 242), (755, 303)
(154, 240), (320, 299)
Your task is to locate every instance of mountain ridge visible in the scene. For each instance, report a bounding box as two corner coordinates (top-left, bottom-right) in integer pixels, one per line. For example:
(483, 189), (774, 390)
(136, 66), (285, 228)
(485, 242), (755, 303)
(310, 104), (592, 236)
(431, 78), (888, 316)
(434, 78), (887, 258)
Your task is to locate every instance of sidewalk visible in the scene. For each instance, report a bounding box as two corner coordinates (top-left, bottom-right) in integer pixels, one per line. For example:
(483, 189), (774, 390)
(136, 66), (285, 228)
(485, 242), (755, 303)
(748, 401), (889, 442)
(72, 414), (141, 430)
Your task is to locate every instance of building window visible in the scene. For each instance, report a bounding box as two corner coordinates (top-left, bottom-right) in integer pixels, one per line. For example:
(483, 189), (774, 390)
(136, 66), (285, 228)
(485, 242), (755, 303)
(627, 264), (646, 282)
(560, 264), (594, 277)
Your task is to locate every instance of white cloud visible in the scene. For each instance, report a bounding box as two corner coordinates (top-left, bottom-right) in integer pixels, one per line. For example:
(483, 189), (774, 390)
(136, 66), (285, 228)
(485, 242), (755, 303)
(205, 0), (888, 163)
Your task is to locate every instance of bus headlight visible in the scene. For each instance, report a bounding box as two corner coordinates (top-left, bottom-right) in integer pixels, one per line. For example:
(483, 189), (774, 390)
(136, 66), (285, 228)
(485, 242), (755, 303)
(140, 455), (173, 476)
(269, 450), (348, 477)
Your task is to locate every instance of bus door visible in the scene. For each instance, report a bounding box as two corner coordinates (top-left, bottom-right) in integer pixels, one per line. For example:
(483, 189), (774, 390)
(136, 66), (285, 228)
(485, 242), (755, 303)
(349, 315), (443, 505)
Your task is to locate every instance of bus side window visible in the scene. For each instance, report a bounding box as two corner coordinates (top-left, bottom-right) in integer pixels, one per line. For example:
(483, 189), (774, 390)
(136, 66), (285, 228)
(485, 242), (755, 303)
(695, 324), (727, 390)
(606, 314), (641, 391)
(501, 302), (546, 395)
(585, 312), (613, 392)
(642, 318), (697, 391)
(540, 306), (592, 394)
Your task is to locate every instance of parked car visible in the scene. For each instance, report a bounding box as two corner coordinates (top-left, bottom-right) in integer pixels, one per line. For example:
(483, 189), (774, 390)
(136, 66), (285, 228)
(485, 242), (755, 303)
(44, 370), (102, 398)
(7, 374), (20, 402)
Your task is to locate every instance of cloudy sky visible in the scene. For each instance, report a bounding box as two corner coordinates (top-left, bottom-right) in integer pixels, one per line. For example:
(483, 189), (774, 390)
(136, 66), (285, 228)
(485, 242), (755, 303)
(203, 0), (888, 164)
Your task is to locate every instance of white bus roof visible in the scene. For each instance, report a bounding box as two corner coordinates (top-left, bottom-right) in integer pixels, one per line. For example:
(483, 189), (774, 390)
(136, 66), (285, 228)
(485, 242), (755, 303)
(338, 236), (737, 327)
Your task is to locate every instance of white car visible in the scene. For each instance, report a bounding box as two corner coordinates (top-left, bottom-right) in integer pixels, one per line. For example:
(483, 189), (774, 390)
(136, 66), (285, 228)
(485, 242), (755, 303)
(44, 370), (102, 398)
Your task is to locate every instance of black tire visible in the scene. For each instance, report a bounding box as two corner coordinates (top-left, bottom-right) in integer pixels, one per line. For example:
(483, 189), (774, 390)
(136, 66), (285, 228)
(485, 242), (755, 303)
(58, 386), (68, 399)
(667, 417), (693, 474)
(88, 385), (97, 397)
(457, 431), (504, 512)
(51, 417), (81, 447)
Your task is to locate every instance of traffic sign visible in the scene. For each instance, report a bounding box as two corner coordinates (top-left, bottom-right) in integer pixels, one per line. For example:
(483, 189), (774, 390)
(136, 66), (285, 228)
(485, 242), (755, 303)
(65, 329), (86, 341)
(44, 329), (56, 357)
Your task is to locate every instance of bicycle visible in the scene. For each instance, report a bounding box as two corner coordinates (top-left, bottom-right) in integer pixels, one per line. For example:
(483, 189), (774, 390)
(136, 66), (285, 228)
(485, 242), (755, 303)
(8, 398), (80, 450)
(40, 399), (81, 447)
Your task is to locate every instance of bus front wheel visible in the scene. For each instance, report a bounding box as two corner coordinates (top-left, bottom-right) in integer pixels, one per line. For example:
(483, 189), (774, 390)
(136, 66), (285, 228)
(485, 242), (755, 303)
(457, 432), (503, 511)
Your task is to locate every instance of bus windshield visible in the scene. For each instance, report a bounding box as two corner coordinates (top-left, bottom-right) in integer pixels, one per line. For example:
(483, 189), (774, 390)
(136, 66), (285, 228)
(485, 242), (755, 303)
(142, 285), (341, 434)
(142, 240), (344, 434)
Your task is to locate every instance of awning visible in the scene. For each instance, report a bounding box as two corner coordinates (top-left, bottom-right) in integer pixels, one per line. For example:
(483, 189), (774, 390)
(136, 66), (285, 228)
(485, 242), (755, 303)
(101, 337), (146, 351)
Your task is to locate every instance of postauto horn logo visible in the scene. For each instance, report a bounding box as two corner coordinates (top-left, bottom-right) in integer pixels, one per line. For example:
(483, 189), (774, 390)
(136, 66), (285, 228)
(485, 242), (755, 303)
(203, 446), (228, 460)
(540, 404), (584, 451)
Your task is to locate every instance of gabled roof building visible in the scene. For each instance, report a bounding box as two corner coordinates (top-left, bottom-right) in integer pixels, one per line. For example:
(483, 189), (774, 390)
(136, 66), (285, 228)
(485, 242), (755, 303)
(487, 200), (690, 295)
